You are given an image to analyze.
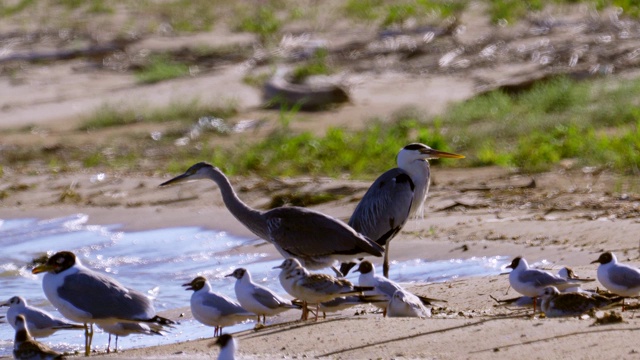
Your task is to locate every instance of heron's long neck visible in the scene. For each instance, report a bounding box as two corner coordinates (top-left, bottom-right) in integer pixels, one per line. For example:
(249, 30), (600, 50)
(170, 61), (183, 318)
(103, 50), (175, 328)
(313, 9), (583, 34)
(207, 168), (269, 239)
(406, 160), (431, 218)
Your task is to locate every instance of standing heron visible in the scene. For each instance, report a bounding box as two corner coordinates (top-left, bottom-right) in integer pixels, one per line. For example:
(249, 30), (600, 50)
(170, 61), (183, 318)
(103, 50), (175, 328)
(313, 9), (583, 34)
(160, 162), (384, 273)
(345, 143), (464, 277)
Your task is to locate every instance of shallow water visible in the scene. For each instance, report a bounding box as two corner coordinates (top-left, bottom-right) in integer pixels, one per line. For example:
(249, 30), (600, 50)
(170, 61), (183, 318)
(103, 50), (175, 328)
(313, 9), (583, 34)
(0, 214), (509, 356)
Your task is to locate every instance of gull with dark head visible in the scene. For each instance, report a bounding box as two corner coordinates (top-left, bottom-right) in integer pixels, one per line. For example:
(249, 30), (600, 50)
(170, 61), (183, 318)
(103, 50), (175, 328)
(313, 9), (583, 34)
(183, 276), (254, 336)
(160, 162), (384, 274)
(13, 314), (66, 360)
(31, 251), (175, 356)
(591, 251), (640, 310)
(226, 268), (298, 324)
(506, 257), (588, 312)
(345, 143), (464, 277)
(2, 295), (84, 338)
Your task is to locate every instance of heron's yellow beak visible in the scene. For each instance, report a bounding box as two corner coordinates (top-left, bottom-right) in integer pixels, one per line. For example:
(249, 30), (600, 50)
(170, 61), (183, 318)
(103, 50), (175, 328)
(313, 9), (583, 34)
(32, 263), (55, 274)
(422, 148), (465, 159)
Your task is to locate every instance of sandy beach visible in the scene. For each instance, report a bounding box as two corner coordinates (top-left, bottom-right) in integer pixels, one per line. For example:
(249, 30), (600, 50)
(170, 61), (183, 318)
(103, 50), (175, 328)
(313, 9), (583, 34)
(1, 164), (640, 359)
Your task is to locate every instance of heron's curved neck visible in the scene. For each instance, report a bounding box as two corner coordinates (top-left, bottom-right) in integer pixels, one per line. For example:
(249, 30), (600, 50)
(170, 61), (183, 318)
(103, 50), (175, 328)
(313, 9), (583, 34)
(206, 167), (268, 239)
(401, 159), (431, 218)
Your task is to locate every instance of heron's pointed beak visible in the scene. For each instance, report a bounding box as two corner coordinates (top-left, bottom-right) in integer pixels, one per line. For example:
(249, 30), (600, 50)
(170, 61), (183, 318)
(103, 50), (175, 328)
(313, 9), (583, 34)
(224, 273), (234, 278)
(32, 263), (55, 274)
(159, 172), (192, 187)
(0, 302), (8, 307)
(422, 148), (465, 159)
(589, 259), (599, 264)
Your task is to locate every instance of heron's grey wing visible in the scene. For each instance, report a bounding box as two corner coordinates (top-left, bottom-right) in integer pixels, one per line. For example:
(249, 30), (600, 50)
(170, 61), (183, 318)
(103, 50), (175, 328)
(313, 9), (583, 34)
(251, 286), (289, 310)
(609, 265), (640, 289)
(57, 269), (154, 320)
(519, 270), (566, 287)
(202, 294), (253, 316)
(266, 207), (383, 257)
(349, 168), (414, 246)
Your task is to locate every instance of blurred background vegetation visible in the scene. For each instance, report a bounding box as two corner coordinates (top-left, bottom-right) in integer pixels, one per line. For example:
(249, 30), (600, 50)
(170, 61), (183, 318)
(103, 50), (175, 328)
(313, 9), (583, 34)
(1, 0), (639, 179)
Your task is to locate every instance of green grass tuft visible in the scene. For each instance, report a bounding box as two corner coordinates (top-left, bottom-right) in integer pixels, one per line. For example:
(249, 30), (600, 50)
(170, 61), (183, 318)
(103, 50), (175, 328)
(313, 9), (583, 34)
(79, 100), (238, 131)
(135, 55), (190, 84)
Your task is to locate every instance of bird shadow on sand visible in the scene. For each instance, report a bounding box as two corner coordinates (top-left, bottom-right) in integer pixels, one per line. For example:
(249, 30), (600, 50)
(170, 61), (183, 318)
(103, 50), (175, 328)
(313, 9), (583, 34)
(469, 326), (640, 354)
(312, 313), (530, 358)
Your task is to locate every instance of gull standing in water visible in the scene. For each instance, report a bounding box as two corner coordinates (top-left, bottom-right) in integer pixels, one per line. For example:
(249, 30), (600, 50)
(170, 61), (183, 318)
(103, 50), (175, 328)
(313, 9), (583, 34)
(506, 257), (589, 312)
(209, 334), (237, 360)
(13, 314), (66, 360)
(183, 276), (254, 336)
(346, 143), (464, 277)
(226, 268), (298, 324)
(591, 251), (640, 310)
(160, 162), (384, 274)
(32, 251), (175, 356)
(2, 295), (84, 338)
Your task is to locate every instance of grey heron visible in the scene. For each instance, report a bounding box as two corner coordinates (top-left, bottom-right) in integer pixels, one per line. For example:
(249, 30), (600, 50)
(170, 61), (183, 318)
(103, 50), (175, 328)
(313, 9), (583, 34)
(160, 162), (384, 273)
(345, 143), (464, 277)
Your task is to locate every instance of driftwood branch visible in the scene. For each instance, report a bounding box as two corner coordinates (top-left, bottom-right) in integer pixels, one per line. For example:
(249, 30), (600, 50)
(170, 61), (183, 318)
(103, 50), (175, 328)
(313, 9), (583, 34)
(0, 39), (135, 64)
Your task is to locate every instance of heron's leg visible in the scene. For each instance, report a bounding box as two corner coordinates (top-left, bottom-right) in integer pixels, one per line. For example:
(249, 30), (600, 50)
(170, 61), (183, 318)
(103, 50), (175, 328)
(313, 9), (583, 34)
(107, 333), (112, 354)
(383, 242), (391, 278)
(114, 335), (119, 353)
